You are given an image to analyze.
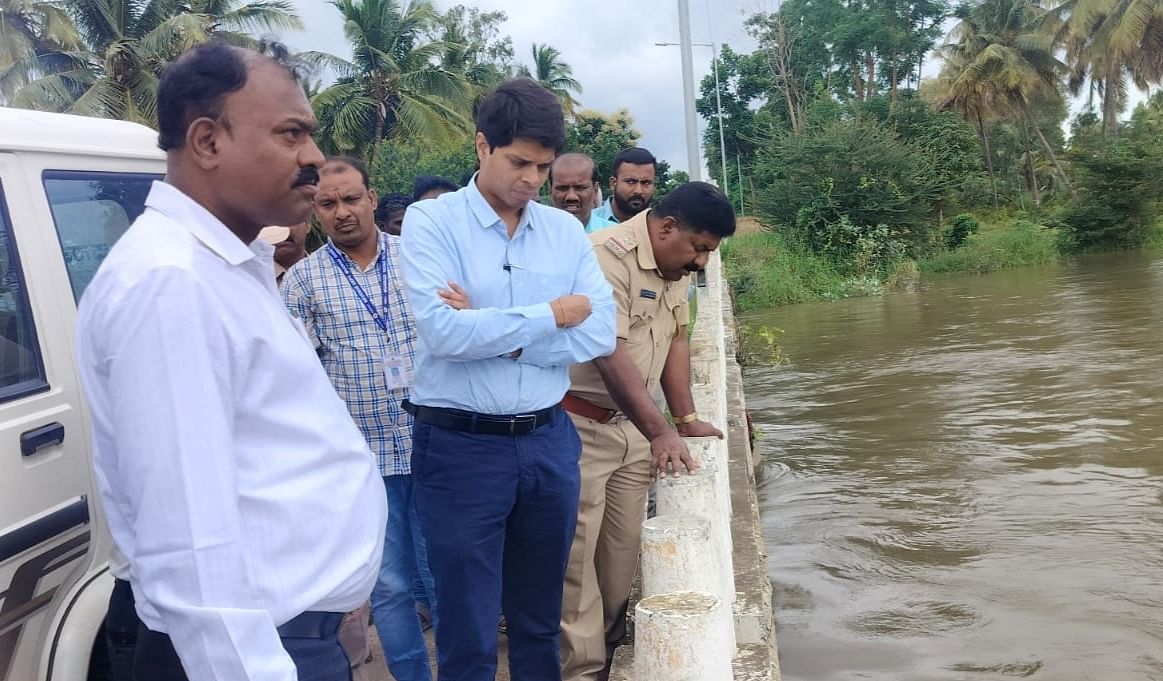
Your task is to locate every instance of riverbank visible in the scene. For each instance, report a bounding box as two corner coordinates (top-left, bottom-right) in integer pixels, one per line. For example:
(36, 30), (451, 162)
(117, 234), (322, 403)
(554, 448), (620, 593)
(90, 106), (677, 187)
(723, 215), (1062, 312)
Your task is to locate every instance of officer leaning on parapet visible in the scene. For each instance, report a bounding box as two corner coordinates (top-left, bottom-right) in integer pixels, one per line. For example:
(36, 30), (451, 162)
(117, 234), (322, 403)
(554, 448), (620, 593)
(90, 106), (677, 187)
(558, 181), (738, 681)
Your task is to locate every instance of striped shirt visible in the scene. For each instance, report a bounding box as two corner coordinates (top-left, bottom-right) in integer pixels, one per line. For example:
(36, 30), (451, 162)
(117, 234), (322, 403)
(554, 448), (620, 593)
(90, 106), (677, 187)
(283, 232), (416, 476)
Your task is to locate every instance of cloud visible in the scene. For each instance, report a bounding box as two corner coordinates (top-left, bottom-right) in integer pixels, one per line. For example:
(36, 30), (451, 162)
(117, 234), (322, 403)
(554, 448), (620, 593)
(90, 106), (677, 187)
(284, 0), (766, 177)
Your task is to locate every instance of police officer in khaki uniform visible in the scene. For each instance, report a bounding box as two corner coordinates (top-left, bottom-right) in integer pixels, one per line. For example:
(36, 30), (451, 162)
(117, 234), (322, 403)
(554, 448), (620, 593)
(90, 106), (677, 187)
(559, 182), (737, 681)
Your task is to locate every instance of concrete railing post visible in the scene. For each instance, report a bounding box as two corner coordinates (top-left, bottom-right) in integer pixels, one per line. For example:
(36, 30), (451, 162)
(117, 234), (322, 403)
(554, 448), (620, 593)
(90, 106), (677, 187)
(634, 591), (733, 681)
(640, 515), (719, 596)
(687, 436), (733, 516)
(654, 459), (736, 611)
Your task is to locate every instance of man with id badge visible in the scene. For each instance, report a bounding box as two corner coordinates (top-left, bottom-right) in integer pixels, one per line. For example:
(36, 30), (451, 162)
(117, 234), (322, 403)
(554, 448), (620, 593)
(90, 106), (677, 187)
(283, 156), (435, 681)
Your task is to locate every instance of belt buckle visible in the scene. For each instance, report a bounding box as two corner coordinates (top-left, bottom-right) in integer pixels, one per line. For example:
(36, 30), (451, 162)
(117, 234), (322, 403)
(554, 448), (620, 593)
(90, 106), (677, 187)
(510, 413), (537, 435)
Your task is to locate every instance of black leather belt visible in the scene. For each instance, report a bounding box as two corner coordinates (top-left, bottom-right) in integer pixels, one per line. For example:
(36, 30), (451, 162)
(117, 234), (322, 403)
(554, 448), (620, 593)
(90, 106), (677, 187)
(403, 399), (560, 436)
(276, 611), (345, 639)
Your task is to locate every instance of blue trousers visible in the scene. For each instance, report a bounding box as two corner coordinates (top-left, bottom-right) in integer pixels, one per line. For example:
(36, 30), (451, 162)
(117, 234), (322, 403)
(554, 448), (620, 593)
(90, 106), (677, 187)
(413, 409), (582, 681)
(371, 474), (436, 681)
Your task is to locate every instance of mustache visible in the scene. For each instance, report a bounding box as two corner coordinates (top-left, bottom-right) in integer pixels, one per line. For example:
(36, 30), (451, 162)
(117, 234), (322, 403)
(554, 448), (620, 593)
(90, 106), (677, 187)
(293, 166), (320, 188)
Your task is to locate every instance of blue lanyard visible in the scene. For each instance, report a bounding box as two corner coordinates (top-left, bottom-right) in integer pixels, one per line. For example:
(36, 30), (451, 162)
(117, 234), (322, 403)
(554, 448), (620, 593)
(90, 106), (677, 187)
(326, 242), (390, 334)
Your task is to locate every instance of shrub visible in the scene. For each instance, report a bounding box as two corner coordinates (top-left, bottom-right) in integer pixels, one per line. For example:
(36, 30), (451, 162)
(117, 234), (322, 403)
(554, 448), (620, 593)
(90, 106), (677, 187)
(944, 213), (980, 249)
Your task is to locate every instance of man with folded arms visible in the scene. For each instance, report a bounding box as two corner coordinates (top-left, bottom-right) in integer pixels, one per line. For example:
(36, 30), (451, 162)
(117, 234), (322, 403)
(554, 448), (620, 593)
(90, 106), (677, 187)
(400, 78), (615, 681)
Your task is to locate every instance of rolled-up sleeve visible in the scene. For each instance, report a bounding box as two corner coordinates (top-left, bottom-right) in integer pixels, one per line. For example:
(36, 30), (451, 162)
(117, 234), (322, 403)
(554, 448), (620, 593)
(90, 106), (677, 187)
(100, 268), (294, 681)
(401, 205), (557, 361)
(517, 226), (616, 367)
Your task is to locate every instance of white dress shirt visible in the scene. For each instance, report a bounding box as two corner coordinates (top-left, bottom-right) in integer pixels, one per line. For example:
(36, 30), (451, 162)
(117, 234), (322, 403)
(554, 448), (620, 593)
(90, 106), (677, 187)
(76, 181), (386, 681)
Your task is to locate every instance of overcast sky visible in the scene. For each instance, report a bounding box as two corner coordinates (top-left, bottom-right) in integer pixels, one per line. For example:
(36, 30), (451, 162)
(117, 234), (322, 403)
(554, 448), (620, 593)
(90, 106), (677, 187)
(282, 0), (775, 177)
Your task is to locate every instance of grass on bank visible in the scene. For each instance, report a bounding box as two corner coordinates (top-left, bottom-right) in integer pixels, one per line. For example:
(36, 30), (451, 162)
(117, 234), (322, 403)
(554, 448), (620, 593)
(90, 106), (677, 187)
(918, 219), (1059, 274)
(722, 216), (1062, 312)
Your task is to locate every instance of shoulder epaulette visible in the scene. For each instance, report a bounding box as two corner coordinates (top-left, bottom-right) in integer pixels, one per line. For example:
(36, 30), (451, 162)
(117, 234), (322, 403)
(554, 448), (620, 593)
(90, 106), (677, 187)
(602, 233), (637, 258)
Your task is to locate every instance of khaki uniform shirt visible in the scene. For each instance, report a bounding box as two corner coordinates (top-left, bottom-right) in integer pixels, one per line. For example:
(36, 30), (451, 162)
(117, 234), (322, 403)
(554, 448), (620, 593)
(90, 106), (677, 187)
(568, 210), (690, 410)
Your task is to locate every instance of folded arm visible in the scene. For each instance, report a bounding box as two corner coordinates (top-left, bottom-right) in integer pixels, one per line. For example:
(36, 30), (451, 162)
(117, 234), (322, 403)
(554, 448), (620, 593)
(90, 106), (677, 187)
(400, 207), (557, 361)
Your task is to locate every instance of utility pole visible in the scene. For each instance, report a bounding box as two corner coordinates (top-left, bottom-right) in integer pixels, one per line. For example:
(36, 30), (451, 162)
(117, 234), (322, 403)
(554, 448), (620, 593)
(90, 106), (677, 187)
(678, 0), (702, 181)
(711, 43), (729, 198)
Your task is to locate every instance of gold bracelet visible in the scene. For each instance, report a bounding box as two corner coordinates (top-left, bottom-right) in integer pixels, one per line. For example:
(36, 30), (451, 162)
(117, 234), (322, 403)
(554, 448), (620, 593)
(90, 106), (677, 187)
(675, 412), (699, 425)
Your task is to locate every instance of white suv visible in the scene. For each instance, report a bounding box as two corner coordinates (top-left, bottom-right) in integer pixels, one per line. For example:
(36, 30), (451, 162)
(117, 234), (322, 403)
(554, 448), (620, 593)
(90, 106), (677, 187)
(0, 107), (164, 681)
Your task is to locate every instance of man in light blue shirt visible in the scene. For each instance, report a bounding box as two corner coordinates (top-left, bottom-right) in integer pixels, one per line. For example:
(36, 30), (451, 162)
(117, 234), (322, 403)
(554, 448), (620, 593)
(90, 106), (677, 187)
(400, 78), (616, 681)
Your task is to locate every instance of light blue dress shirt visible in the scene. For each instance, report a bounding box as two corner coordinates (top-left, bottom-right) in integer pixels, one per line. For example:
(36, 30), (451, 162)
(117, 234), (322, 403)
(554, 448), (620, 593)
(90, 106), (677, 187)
(592, 198), (619, 224)
(400, 178), (616, 414)
(585, 212), (615, 234)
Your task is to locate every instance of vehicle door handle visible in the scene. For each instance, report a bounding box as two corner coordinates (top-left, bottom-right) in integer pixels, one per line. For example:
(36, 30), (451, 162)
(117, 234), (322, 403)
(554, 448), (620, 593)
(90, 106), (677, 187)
(21, 422), (65, 457)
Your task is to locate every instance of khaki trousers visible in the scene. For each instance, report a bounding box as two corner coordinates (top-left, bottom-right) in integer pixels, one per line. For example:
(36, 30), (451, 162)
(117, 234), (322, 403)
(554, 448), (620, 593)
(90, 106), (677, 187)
(560, 412), (652, 681)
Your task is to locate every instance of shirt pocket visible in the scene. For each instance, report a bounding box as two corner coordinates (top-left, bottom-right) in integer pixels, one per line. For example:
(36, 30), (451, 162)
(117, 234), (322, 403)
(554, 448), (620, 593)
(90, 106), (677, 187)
(628, 296), (657, 336)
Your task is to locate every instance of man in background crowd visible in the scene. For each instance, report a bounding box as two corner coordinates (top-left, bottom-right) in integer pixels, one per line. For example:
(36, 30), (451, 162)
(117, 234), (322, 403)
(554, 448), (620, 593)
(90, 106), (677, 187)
(258, 221), (309, 285)
(284, 157), (434, 681)
(376, 192), (412, 236)
(551, 152), (613, 234)
(593, 147), (657, 225)
(412, 175), (458, 202)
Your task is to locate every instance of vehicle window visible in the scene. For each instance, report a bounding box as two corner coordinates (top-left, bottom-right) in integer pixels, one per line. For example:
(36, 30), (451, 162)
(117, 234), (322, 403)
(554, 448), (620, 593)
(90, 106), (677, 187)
(0, 180), (48, 401)
(42, 171), (160, 302)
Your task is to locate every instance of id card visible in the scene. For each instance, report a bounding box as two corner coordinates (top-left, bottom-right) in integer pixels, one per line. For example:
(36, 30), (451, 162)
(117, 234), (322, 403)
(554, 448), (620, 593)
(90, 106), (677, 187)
(382, 354), (414, 391)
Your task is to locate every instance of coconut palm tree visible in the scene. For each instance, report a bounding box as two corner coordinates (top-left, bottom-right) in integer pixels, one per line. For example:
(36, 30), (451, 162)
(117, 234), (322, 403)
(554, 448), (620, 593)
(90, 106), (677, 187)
(0, 0), (84, 102)
(1046, 0), (1163, 135)
(11, 0), (301, 125)
(517, 42), (582, 115)
(190, 0), (303, 45)
(937, 0), (1069, 202)
(303, 0), (474, 163)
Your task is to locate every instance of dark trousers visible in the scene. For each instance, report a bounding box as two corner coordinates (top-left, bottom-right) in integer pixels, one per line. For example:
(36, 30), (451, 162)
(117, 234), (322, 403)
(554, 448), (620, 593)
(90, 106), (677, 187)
(413, 409), (582, 681)
(105, 579), (140, 681)
(106, 578), (350, 681)
(133, 623), (351, 681)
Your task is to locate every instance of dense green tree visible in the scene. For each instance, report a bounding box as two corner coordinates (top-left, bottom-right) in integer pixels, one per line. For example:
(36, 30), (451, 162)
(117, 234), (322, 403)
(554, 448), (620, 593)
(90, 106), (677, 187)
(564, 108), (640, 183)
(1058, 95), (1163, 248)
(305, 0), (474, 162)
(430, 4), (512, 99)
(753, 116), (946, 256)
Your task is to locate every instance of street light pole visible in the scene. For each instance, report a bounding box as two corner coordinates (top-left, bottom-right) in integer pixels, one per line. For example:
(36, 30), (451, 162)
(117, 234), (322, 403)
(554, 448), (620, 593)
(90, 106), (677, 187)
(710, 43), (730, 205)
(657, 39), (730, 200)
(677, 0), (702, 181)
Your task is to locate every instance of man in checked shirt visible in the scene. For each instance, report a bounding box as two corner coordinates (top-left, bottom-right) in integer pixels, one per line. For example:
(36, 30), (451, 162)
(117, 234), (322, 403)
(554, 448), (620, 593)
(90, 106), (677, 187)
(283, 156), (436, 681)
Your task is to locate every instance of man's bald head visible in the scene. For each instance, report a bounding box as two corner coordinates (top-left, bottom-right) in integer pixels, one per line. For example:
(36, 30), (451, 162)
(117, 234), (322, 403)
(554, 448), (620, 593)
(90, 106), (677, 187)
(550, 153), (600, 226)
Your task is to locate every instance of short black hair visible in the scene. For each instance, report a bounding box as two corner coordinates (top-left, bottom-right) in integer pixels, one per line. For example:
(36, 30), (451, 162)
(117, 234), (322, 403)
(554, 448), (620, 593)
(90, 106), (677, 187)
(411, 175), (458, 202)
(375, 192), (412, 224)
(156, 40), (302, 151)
(322, 156), (370, 189)
(475, 78), (565, 153)
(653, 182), (736, 238)
(611, 147), (657, 177)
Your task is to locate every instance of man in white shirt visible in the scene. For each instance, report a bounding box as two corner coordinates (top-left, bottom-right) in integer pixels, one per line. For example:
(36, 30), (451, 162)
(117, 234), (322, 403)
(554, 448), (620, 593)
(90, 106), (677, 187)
(75, 41), (386, 681)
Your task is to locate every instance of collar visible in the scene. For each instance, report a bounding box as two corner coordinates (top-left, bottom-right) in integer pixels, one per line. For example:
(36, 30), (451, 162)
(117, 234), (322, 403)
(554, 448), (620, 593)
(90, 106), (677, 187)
(604, 198), (622, 223)
(327, 230), (387, 273)
(627, 209), (660, 274)
(145, 181), (257, 266)
(466, 174), (534, 233)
